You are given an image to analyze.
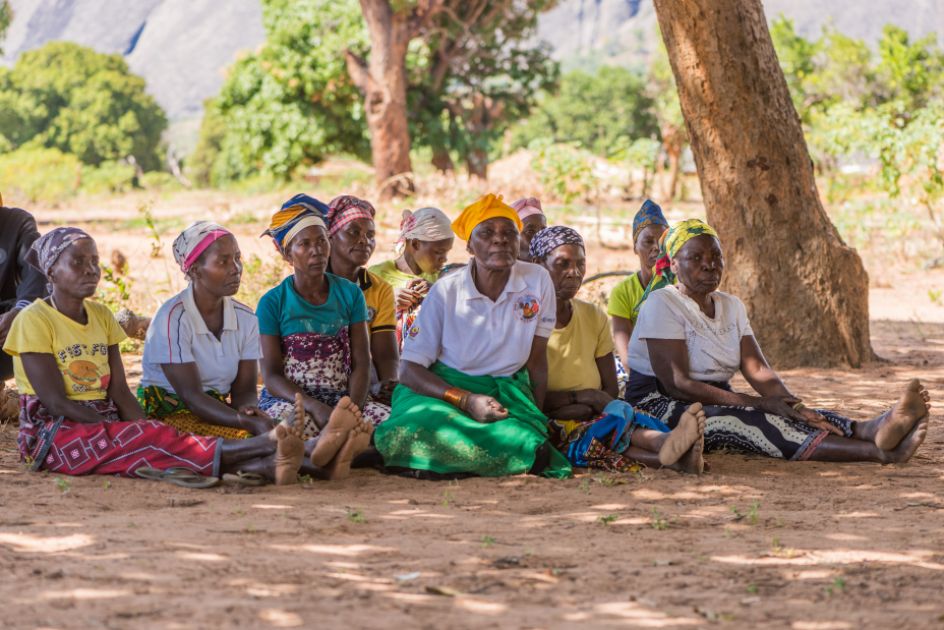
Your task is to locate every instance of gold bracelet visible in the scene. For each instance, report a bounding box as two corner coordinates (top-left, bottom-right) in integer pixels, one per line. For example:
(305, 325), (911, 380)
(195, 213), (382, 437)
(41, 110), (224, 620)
(443, 387), (471, 409)
(791, 402), (806, 412)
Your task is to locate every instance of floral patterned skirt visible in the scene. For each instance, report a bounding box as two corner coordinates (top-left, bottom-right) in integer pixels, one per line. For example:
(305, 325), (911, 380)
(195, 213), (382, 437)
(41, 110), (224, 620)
(258, 328), (390, 438)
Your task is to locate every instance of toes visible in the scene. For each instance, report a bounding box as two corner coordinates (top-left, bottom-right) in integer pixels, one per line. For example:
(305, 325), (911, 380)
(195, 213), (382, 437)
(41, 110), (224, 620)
(687, 402), (703, 415)
(276, 425), (288, 439)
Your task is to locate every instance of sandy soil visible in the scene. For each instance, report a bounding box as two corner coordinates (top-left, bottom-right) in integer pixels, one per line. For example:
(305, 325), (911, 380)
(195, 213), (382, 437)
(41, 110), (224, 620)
(2, 196), (943, 629)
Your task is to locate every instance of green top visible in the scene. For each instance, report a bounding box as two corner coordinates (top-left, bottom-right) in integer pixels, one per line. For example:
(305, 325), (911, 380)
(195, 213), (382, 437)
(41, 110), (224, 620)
(368, 259), (439, 291)
(607, 272), (646, 324)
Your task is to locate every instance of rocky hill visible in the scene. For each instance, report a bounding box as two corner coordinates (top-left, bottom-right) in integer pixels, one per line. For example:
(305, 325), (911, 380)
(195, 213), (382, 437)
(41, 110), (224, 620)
(2, 0), (942, 149)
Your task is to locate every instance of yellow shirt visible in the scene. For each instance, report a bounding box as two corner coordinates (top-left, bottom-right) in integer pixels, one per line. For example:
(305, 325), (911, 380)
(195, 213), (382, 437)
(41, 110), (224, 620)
(607, 272), (646, 324)
(368, 259), (439, 291)
(357, 268), (396, 334)
(3, 299), (127, 400)
(547, 299), (615, 392)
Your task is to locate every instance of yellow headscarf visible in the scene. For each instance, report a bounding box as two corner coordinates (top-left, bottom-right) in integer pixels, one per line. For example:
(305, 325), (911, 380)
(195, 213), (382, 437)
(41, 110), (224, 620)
(451, 193), (522, 241)
(632, 218), (720, 318)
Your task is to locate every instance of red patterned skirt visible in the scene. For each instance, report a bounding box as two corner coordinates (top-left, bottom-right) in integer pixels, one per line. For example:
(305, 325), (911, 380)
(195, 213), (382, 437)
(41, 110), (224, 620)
(17, 395), (221, 477)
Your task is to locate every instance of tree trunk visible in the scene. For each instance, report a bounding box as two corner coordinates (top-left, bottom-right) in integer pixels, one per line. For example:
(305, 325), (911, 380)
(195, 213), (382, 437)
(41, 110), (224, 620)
(653, 0), (873, 368)
(346, 1), (418, 199)
(431, 144), (455, 173)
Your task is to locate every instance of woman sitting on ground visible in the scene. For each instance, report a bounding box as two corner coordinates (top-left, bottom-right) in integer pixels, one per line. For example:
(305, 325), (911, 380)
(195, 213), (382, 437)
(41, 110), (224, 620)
(369, 206), (454, 348)
(626, 219), (931, 463)
(374, 194), (571, 478)
(324, 195), (399, 404)
(532, 226), (705, 474)
(138, 222), (271, 439)
(257, 194), (385, 471)
(2, 227), (309, 486)
(511, 197), (547, 263)
(608, 199), (669, 373)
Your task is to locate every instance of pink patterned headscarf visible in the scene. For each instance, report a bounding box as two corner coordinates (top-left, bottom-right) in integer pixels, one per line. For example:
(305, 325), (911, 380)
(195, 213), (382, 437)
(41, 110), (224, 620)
(511, 197), (544, 221)
(172, 221), (232, 274)
(326, 195), (376, 238)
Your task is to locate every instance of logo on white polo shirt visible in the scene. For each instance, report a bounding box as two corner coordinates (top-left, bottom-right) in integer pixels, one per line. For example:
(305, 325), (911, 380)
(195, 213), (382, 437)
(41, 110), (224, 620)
(408, 324), (420, 338)
(514, 294), (540, 322)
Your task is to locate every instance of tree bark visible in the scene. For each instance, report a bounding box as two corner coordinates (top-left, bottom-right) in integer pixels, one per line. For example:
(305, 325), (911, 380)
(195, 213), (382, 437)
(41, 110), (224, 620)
(347, 1), (443, 199)
(653, 0), (873, 368)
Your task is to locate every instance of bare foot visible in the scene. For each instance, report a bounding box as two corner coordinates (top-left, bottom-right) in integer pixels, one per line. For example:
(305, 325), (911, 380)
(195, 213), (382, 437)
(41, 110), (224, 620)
(881, 414), (929, 464)
(273, 416), (306, 486)
(325, 418), (374, 481)
(658, 402), (705, 466)
(310, 396), (360, 467)
(874, 379), (931, 450)
(675, 434), (706, 474)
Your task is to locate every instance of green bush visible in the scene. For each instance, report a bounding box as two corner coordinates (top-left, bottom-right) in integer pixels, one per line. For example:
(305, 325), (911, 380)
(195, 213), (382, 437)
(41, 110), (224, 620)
(531, 142), (599, 204)
(80, 160), (137, 195)
(0, 147), (82, 204)
(140, 171), (183, 192)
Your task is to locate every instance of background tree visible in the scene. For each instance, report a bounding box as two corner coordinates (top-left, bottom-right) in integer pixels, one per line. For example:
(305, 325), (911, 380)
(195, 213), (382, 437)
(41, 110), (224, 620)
(190, 0), (369, 186)
(0, 42), (166, 171)
(0, 0), (11, 56)
(344, 0), (446, 198)
(412, 0), (559, 179)
(509, 66), (655, 158)
(653, 0), (873, 368)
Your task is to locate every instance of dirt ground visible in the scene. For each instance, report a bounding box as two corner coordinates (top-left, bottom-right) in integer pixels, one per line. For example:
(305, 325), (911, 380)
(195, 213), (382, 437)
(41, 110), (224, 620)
(2, 194), (944, 629)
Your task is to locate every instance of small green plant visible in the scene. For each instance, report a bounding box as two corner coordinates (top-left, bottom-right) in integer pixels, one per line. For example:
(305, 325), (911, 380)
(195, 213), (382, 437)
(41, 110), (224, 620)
(139, 204), (163, 258)
(929, 288), (942, 305)
(347, 508), (366, 524)
(98, 263), (131, 312)
(824, 576), (846, 596)
(650, 508), (669, 531)
(481, 535), (496, 547)
(54, 477), (71, 494)
(598, 513), (619, 526)
(746, 501), (761, 526)
(578, 478), (591, 494)
(746, 583), (758, 594)
(102, 480), (112, 490)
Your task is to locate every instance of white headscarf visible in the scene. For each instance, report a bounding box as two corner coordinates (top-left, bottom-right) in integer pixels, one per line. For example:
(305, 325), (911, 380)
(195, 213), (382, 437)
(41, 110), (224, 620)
(395, 207), (453, 254)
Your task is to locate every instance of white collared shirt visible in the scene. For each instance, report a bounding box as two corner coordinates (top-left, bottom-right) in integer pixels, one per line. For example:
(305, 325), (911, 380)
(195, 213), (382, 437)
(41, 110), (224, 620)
(402, 261), (556, 377)
(140, 285), (261, 394)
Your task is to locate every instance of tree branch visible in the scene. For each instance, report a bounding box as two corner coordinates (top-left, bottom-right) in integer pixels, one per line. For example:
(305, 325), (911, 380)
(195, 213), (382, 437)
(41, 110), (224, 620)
(344, 49), (370, 93)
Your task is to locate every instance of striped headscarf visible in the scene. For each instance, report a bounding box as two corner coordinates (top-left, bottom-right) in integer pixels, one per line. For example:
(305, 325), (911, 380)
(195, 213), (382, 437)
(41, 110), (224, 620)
(395, 207), (453, 254)
(632, 199), (669, 242)
(172, 221), (231, 273)
(632, 218), (720, 319)
(26, 227), (93, 276)
(262, 194), (329, 252)
(326, 195), (376, 238)
(529, 226), (584, 261)
(511, 197), (544, 221)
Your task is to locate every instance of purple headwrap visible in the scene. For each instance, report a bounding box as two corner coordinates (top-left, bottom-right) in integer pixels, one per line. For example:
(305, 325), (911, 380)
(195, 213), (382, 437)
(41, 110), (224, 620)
(26, 227), (93, 277)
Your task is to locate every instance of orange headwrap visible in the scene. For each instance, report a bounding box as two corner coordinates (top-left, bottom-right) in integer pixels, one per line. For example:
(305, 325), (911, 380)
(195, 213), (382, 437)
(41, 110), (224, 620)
(451, 193), (522, 241)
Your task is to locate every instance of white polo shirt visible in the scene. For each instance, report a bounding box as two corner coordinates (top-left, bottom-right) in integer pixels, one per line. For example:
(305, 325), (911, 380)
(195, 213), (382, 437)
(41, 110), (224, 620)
(402, 261), (556, 377)
(140, 285), (262, 395)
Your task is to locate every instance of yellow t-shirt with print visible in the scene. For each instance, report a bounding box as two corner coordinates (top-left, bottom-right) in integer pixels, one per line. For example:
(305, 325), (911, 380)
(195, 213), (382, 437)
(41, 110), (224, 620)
(606, 272), (646, 324)
(547, 299), (615, 392)
(358, 269), (396, 334)
(3, 299), (127, 400)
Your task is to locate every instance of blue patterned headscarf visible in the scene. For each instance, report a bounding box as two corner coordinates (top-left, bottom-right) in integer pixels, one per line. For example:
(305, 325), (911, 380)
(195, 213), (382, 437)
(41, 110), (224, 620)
(529, 226), (585, 261)
(632, 199), (669, 242)
(261, 193), (329, 252)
